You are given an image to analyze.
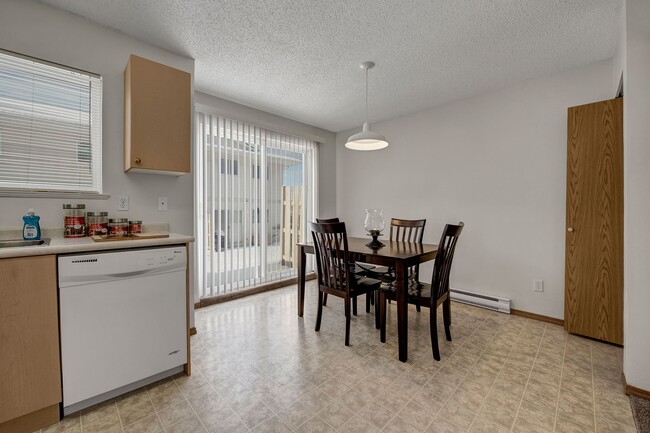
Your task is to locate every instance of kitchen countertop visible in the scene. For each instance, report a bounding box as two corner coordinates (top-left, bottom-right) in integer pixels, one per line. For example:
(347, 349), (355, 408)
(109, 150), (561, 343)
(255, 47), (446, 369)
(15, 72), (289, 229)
(0, 233), (194, 259)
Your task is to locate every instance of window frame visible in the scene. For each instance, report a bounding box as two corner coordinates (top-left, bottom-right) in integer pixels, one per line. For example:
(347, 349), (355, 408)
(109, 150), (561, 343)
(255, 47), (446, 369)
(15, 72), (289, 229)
(195, 112), (319, 298)
(0, 49), (104, 197)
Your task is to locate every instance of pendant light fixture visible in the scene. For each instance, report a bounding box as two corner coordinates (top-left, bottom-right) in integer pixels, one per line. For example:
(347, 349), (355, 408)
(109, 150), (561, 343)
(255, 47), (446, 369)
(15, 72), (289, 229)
(346, 61), (389, 151)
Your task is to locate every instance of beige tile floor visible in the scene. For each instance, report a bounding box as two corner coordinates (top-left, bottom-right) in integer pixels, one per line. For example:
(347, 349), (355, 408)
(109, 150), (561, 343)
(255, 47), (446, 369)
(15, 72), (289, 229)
(36, 281), (637, 433)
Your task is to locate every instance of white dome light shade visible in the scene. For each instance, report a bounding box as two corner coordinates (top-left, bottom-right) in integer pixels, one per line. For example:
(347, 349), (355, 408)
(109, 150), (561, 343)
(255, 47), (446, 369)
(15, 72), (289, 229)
(345, 122), (389, 151)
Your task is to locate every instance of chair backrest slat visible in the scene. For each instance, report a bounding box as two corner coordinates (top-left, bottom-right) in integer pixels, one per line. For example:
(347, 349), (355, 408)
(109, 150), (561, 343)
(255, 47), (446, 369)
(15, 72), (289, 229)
(432, 222), (464, 302)
(310, 221), (350, 295)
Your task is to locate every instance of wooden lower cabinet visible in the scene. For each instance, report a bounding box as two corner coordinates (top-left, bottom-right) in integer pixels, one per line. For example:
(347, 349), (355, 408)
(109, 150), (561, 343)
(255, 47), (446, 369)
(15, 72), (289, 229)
(0, 255), (61, 432)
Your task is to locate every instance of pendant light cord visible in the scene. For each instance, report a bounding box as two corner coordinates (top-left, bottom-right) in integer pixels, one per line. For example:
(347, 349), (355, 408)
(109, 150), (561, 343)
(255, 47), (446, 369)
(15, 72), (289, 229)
(365, 67), (369, 124)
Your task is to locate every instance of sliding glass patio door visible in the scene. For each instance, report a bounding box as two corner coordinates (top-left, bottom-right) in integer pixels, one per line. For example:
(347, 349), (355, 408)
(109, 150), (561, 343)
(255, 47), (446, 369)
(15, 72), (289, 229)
(196, 113), (317, 299)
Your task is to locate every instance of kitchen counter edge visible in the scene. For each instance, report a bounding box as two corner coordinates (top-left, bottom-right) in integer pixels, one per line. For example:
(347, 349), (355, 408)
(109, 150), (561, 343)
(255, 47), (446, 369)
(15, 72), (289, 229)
(0, 233), (195, 259)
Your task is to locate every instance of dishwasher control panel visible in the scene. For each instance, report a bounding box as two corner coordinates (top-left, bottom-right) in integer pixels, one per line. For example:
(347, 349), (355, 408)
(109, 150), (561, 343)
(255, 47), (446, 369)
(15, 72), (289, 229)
(59, 246), (187, 287)
(139, 248), (185, 267)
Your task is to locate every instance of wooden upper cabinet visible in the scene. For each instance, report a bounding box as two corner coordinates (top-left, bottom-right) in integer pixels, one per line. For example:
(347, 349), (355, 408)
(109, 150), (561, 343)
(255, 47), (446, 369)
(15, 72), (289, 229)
(124, 55), (191, 175)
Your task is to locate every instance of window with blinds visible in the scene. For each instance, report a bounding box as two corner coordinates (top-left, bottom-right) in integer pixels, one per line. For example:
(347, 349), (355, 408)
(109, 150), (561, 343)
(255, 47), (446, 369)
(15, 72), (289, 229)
(0, 50), (102, 193)
(196, 112), (318, 298)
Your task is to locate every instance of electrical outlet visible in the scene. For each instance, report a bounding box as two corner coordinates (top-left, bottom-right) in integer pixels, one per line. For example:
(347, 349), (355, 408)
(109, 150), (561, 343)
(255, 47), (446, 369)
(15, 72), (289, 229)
(158, 197), (168, 211)
(534, 279), (544, 292)
(118, 195), (129, 211)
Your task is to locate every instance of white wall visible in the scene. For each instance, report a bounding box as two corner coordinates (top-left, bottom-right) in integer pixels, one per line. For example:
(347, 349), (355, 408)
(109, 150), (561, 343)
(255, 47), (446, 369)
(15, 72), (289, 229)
(195, 92), (337, 216)
(623, 0), (650, 393)
(0, 0), (194, 235)
(613, 0), (627, 96)
(336, 61), (613, 319)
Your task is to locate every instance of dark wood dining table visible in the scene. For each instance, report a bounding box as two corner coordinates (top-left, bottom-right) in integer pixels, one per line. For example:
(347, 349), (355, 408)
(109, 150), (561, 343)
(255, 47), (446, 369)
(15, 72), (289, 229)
(296, 237), (438, 362)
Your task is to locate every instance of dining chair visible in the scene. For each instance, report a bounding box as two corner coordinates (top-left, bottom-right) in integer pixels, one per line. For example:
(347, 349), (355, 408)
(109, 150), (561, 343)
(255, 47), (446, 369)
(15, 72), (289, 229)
(379, 222), (464, 360)
(315, 218), (339, 309)
(360, 218), (426, 311)
(310, 221), (382, 346)
(315, 217), (374, 314)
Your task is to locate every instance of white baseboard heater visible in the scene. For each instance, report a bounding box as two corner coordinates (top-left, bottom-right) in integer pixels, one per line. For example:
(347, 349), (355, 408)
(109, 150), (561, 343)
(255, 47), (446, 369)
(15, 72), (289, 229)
(450, 288), (511, 314)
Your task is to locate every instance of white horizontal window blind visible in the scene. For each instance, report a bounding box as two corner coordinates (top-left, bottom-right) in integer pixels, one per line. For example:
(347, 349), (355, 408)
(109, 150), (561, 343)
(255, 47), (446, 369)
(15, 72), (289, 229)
(196, 112), (318, 298)
(0, 50), (102, 193)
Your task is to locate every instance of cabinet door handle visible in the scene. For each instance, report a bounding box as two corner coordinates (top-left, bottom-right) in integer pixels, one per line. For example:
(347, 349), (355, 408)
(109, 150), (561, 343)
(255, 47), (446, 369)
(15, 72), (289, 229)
(567, 227), (574, 232)
(135, 158), (142, 165)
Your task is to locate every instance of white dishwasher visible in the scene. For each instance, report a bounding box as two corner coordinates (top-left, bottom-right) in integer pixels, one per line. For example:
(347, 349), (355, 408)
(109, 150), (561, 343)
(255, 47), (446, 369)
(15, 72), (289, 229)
(58, 246), (187, 415)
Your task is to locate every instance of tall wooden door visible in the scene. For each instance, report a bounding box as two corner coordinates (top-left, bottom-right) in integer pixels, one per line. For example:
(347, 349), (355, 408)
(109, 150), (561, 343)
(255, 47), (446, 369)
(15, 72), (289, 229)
(565, 98), (623, 345)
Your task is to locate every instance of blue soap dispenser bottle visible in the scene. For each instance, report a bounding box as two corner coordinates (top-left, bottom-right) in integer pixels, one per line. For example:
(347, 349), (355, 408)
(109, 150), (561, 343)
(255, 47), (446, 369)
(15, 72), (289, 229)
(23, 209), (41, 240)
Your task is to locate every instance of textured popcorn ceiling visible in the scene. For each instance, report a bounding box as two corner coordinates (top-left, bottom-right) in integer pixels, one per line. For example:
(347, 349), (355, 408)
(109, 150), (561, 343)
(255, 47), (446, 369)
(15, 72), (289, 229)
(40, 0), (622, 132)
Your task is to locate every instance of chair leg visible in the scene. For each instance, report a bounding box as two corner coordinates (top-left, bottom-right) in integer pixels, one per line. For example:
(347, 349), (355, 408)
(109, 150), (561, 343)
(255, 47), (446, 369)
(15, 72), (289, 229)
(353, 297), (358, 316)
(366, 292), (371, 313)
(443, 298), (452, 341)
(380, 292), (387, 343)
(315, 290), (323, 332)
(430, 303), (440, 361)
(375, 291), (380, 329)
(416, 304), (421, 312)
(323, 293), (328, 306)
(344, 298), (351, 346)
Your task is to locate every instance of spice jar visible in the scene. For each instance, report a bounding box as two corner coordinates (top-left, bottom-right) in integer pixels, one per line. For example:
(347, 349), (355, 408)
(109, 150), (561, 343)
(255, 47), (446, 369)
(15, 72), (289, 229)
(108, 218), (129, 238)
(87, 212), (109, 238)
(63, 204), (86, 238)
(129, 220), (142, 235)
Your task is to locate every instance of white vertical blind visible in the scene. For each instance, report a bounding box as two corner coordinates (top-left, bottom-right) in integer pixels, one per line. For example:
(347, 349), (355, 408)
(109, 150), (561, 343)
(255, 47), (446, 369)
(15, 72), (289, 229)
(196, 112), (318, 298)
(0, 49), (102, 193)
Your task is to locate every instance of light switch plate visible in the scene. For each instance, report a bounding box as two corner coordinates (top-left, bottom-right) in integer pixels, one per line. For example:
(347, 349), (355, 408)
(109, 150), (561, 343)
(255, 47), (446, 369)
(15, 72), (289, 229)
(118, 195), (129, 211)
